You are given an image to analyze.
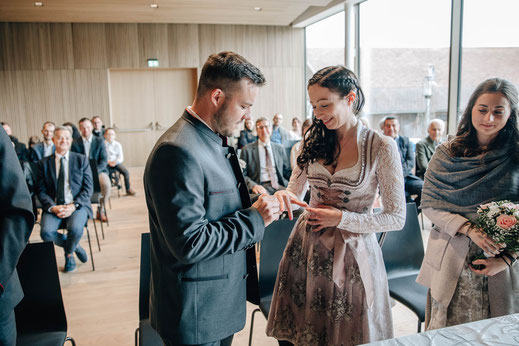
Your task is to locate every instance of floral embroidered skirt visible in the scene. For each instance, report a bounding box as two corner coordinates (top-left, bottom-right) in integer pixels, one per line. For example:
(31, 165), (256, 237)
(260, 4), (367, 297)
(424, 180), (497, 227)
(266, 221), (379, 346)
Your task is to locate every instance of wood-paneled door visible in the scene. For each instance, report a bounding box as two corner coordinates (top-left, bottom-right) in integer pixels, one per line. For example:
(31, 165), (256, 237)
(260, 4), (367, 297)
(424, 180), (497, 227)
(108, 68), (197, 166)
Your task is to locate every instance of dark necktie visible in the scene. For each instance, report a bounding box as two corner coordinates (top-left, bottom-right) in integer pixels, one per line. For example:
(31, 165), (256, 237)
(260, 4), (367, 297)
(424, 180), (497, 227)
(56, 156), (65, 205)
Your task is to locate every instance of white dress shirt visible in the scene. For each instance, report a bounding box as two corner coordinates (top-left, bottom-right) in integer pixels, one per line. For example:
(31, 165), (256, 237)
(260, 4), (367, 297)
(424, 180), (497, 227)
(54, 151), (74, 205)
(43, 142), (55, 157)
(82, 135), (93, 158)
(105, 140), (124, 165)
(258, 139), (277, 183)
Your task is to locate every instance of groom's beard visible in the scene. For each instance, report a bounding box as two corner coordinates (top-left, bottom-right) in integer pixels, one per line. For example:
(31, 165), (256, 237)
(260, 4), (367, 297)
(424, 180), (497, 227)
(213, 99), (234, 137)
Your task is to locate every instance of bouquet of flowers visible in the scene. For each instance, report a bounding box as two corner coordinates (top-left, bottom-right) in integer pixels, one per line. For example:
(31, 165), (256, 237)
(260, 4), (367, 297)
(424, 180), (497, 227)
(471, 200), (519, 269)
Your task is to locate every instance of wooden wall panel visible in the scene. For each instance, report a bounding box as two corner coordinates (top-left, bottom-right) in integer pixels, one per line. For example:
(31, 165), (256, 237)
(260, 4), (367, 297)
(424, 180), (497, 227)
(168, 24), (199, 68)
(0, 22), (305, 152)
(105, 24), (139, 68)
(72, 23), (108, 69)
(138, 24), (169, 68)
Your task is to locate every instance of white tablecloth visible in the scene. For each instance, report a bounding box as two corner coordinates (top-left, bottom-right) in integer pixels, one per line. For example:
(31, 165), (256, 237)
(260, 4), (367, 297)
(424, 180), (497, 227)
(365, 313), (519, 345)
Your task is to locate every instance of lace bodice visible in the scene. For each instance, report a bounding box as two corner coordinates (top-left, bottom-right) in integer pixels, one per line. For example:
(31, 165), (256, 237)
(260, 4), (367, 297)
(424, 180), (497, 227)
(287, 124), (406, 233)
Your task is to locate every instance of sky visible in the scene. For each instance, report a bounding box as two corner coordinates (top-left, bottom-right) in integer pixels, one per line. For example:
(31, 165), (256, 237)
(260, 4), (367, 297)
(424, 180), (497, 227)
(306, 0), (519, 49)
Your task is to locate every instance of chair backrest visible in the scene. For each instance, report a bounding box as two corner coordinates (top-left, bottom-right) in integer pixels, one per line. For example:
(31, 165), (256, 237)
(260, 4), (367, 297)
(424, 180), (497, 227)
(139, 233), (152, 321)
(381, 202), (424, 280)
(258, 216), (299, 302)
(15, 242), (67, 333)
(89, 158), (101, 194)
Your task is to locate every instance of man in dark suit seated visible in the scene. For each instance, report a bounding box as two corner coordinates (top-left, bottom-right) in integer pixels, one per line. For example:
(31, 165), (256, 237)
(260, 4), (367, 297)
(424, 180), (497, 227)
(0, 127), (34, 345)
(30, 121), (56, 162)
(71, 118), (110, 221)
(1, 122), (30, 166)
(144, 51), (282, 346)
(37, 126), (93, 272)
(415, 118), (445, 180)
(91, 116), (105, 137)
(381, 115), (423, 207)
(240, 117), (292, 195)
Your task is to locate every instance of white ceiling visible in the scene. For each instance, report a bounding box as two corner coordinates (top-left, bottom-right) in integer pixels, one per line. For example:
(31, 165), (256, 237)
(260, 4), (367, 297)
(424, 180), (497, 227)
(0, 0), (333, 26)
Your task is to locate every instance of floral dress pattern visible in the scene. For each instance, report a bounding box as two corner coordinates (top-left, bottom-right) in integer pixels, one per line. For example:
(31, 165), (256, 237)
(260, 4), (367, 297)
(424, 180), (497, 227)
(266, 124), (406, 345)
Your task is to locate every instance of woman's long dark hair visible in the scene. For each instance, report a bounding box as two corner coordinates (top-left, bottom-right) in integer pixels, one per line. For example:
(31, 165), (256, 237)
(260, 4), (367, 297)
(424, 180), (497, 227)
(449, 78), (519, 159)
(297, 66), (365, 171)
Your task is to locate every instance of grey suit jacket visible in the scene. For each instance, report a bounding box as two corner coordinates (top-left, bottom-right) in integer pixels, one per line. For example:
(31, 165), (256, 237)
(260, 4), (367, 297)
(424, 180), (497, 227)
(415, 136), (436, 180)
(240, 141), (292, 191)
(144, 111), (265, 344)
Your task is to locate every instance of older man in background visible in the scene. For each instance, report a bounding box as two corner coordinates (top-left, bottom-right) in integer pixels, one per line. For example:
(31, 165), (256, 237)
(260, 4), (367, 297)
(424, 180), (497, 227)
(415, 118), (445, 180)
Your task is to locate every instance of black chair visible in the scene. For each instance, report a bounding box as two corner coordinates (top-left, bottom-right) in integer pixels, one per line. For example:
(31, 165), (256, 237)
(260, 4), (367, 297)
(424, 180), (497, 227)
(89, 158), (107, 240)
(15, 241), (76, 346)
(380, 202), (427, 332)
(248, 215), (299, 346)
(108, 168), (122, 201)
(134, 233), (162, 346)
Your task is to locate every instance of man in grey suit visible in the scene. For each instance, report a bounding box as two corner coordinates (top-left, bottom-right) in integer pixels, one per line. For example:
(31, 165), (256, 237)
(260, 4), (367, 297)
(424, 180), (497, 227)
(415, 118), (445, 180)
(144, 52), (282, 346)
(240, 117), (292, 195)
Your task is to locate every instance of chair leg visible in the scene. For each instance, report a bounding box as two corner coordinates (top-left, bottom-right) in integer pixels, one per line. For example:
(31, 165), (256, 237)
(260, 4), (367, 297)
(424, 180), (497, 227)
(417, 318), (422, 333)
(94, 220), (101, 252)
(97, 205), (106, 239)
(248, 308), (260, 346)
(135, 327), (139, 346)
(86, 226), (95, 271)
(102, 200), (110, 227)
(65, 336), (76, 346)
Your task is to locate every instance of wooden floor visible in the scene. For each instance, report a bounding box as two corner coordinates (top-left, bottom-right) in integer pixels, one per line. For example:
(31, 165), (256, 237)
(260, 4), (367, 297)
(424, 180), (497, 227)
(29, 167), (426, 346)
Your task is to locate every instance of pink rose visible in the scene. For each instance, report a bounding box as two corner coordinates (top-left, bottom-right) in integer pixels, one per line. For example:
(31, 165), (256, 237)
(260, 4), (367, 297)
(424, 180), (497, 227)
(496, 214), (517, 229)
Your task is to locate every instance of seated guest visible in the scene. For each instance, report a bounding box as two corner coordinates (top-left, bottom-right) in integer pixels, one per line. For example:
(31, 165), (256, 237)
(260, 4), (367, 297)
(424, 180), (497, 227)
(290, 118), (312, 169)
(289, 117), (302, 140)
(37, 126), (93, 272)
(1, 122), (30, 165)
(415, 118), (445, 180)
(71, 118), (110, 221)
(271, 113), (290, 145)
(28, 135), (40, 149)
(30, 121), (56, 162)
(237, 117), (257, 149)
(104, 128), (136, 196)
(91, 116), (105, 137)
(240, 117), (291, 195)
(381, 115), (423, 207)
(62, 122), (81, 140)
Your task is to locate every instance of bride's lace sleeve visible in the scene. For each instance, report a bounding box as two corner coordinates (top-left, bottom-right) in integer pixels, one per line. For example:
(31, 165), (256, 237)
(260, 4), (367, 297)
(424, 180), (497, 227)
(285, 164), (309, 203)
(338, 137), (406, 233)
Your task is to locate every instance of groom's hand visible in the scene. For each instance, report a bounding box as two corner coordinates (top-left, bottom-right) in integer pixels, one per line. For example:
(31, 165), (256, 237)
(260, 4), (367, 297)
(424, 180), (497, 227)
(252, 194), (281, 227)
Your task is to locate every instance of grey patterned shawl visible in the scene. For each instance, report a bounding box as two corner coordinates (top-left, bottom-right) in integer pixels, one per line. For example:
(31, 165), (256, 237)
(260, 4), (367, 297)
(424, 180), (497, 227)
(421, 140), (519, 220)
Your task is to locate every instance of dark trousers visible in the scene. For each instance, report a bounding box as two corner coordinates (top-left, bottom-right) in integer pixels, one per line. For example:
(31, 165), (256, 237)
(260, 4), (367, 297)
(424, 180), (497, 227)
(260, 181), (286, 195)
(404, 176), (424, 207)
(110, 164), (131, 191)
(278, 341), (294, 346)
(163, 334), (233, 346)
(0, 308), (16, 346)
(40, 208), (87, 254)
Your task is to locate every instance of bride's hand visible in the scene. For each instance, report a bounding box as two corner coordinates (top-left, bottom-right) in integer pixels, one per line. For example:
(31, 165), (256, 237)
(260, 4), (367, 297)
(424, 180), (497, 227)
(305, 204), (342, 232)
(470, 257), (509, 276)
(273, 190), (308, 220)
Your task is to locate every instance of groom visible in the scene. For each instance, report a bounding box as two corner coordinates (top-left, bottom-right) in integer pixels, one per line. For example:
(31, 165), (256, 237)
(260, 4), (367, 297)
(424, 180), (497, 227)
(144, 51), (282, 346)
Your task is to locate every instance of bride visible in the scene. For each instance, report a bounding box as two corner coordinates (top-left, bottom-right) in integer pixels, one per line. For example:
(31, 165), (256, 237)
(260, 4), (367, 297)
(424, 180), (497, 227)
(266, 65), (406, 345)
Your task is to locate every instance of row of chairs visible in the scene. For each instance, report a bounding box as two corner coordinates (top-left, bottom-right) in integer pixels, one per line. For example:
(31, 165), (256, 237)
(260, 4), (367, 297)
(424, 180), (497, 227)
(134, 202), (427, 346)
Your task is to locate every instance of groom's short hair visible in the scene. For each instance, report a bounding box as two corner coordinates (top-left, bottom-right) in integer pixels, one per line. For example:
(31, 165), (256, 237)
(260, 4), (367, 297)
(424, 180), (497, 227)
(196, 51), (265, 98)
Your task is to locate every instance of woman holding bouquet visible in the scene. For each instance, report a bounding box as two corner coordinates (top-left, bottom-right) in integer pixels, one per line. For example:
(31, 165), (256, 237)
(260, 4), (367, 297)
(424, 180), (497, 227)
(265, 66), (406, 345)
(417, 78), (519, 330)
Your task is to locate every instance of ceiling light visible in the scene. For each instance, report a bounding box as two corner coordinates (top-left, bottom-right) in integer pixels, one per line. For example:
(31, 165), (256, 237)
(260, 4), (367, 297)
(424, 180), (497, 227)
(150, 4), (158, 8)
(254, 7), (262, 11)
(34, 2), (44, 6)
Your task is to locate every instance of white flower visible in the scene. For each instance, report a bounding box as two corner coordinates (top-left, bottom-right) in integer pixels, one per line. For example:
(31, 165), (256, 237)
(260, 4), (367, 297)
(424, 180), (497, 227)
(487, 206), (501, 218)
(238, 159), (247, 170)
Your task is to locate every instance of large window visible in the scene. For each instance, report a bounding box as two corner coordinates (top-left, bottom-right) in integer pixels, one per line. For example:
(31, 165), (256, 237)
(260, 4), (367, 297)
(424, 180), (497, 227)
(460, 0), (519, 114)
(358, 0), (451, 138)
(305, 12), (345, 116)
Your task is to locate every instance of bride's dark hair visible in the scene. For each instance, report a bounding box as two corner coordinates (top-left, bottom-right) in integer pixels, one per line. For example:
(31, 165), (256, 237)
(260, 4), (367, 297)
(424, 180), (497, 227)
(297, 65), (365, 170)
